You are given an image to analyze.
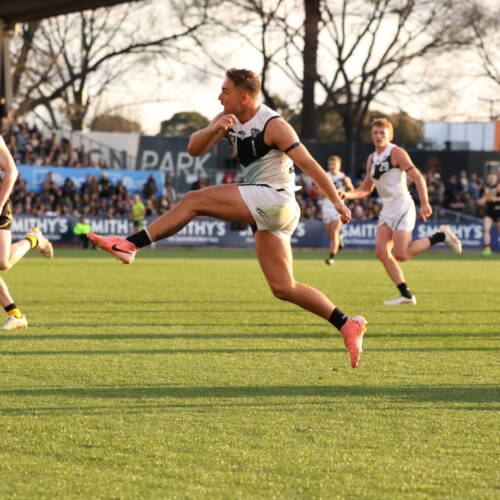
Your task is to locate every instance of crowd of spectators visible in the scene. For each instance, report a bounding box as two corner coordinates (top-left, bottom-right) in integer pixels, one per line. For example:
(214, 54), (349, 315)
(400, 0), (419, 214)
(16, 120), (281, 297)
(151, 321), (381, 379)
(8, 163), (496, 223)
(2, 117), (107, 168)
(11, 172), (178, 219)
(1, 117), (497, 222)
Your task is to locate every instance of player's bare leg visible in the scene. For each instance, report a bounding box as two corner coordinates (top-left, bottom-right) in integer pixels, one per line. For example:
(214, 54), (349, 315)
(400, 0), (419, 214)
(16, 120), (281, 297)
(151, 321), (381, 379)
(255, 230), (366, 367)
(0, 231), (30, 270)
(375, 225), (416, 305)
(483, 217), (493, 255)
(147, 184), (254, 240)
(375, 225), (406, 285)
(325, 219), (342, 265)
(0, 232), (28, 330)
(89, 184), (255, 263)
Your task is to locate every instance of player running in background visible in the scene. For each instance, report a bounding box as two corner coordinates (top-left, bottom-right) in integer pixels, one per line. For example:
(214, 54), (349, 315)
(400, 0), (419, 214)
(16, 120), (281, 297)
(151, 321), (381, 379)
(89, 68), (367, 368)
(319, 156), (354, 265)
(341, 118), (462, 305)
(477, 172), (500, 256)
(0, 137), (53, 330)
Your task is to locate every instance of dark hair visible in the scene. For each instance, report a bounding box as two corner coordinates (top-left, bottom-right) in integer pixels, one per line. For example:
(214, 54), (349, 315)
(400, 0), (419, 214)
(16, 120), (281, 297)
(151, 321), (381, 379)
(225, 68), (260, 96)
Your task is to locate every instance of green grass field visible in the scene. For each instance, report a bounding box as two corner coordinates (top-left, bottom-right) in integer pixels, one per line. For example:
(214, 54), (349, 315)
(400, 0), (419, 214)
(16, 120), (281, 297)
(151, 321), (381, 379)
(0, 248), (498, 499)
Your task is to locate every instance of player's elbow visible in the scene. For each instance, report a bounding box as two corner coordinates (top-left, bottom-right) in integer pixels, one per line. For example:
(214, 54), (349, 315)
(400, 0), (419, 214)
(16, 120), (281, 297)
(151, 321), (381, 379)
(187, 141), (201, 157)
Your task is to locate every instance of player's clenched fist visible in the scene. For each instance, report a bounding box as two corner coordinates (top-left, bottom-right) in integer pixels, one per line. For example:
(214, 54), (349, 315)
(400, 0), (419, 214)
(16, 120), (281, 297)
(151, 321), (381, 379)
(334, 201), (351, 224)
(211, 114), (237, 135)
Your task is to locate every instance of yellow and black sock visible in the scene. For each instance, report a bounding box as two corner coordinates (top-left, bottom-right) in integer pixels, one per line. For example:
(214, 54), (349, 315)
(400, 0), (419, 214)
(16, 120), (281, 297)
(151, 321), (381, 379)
(5, 303), (23, 319)
(25, 235), (38, 249)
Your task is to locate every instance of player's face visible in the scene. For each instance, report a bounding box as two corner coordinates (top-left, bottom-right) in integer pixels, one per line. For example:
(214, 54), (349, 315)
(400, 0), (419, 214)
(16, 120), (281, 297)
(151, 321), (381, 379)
(372, 126), (390, 148)
(328, 159), (340, 174)
(218, 78), (244, 114)
(486, 174), (498, 187)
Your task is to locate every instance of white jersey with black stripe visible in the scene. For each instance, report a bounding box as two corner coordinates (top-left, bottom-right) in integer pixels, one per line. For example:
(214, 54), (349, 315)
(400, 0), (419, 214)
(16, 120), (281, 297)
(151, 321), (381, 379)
(227, 104), (295, 189)
(370, 143), (411, 211)
(321, 172), (346, 210)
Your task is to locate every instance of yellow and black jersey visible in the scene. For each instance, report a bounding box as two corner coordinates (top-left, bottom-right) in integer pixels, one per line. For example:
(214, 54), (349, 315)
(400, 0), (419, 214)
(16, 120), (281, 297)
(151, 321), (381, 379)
(0, 199), (13, 230)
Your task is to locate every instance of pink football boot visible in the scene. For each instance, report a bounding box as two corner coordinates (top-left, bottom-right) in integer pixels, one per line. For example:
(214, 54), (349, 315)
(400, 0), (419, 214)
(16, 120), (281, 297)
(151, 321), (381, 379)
(340, 316), (367, 368)
(87, 233), (138, 264)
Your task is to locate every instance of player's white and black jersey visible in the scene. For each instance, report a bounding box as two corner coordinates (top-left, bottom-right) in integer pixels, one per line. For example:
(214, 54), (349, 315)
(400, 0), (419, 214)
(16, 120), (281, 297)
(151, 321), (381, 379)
(369, 143), (412, 211)
(370, 143), (416, 231)
(321, 171), (346, 221)
(227, 104), (295, 188)
(328, 171), (346, 191)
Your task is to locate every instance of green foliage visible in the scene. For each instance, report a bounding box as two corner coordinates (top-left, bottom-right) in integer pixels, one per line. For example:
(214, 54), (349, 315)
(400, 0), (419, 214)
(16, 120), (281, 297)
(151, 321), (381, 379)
(160, 111), (210, 137)
(91, 114), (143, 133)
(0, 249), (498, 498)
(362, 110), (424, 146)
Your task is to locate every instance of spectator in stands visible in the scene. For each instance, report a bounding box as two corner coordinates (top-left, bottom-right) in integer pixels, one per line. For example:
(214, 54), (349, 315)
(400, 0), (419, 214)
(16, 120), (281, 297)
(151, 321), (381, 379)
(73, 217), (92, 248)
(131, 193), (146, 232)
(164, 181), (177, 205)
(142, 174), (158, 199)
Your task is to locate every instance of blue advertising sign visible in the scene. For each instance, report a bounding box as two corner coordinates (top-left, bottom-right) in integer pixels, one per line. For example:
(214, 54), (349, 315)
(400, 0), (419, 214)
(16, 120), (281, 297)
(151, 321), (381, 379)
(18, 166), (164, 196)
(9, 216), (498, 251)
(135, 136), (217, 194)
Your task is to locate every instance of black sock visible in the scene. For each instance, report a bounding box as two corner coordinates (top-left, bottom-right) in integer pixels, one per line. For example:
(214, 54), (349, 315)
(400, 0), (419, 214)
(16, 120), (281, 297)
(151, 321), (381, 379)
(397, 282), (413, 299)
(126, 230), (152, 249)
(328, 307), (348, 330)
(428, 232), (445, 246)
(4, 303), (16, 313)
(329, 252), (335, 260)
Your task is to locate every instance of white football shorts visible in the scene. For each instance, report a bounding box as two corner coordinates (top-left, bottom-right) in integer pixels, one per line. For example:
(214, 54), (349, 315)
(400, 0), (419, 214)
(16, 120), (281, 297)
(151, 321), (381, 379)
(378, 198), (416, 232)
(321, 199), (341, 224)
(238, 183), (300, 238)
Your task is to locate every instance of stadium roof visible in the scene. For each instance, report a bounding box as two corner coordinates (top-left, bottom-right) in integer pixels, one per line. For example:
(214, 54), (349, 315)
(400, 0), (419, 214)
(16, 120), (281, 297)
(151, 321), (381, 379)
(0, 0), (137, 24)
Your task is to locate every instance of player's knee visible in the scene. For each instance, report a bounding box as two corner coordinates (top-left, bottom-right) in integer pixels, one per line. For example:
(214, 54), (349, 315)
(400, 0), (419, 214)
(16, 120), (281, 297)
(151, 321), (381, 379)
(182, 190), (203, 213)
(0, 260), (12, 271)
(393, 251), (409, 262)
(270, 282), (293, 301)
(375, 248), (389, 261)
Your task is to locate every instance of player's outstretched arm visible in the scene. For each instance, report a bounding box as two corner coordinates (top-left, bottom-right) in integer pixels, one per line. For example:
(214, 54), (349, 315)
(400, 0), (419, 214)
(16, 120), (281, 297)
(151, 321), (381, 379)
(0, 137), (18, 210)
(188, 112), (236, 157)
(265, 118), (351, 223)
(342, 161), (374, 200)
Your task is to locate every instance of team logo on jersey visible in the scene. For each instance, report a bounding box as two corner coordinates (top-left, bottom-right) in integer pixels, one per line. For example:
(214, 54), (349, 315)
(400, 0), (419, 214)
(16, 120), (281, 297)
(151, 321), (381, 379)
(371, 158), (393, 180)
(251, 128), (260, 138)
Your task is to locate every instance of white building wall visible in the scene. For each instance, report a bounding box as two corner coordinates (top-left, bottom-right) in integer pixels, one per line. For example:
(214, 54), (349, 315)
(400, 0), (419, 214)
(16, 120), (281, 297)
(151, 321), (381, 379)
(424, 121), (496, 151)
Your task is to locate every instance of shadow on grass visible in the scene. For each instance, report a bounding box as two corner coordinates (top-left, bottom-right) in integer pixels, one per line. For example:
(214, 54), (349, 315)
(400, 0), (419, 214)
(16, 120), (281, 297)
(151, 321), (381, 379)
(0, 384), (497, 407)
(1, 332), (499, 341)
(0, 347), (497, 356)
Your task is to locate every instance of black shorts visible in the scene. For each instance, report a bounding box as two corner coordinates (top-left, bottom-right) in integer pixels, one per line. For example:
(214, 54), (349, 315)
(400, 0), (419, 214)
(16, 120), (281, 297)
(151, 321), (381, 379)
(0, 199), (13, 230)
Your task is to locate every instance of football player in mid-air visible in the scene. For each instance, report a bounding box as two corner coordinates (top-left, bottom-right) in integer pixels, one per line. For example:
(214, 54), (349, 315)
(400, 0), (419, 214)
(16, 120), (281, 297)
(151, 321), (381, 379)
(89, 68), (367, 368)
(0, 136), (53, 330)
(341, 118), (461, 305)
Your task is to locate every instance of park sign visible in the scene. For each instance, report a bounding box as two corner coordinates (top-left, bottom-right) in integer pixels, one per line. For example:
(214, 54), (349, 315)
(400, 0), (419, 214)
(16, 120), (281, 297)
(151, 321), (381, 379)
(135, 136), (217, 194)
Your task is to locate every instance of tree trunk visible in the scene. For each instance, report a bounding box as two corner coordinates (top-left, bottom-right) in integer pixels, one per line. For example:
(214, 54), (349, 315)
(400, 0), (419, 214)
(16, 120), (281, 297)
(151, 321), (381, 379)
(300, 0), (320, 139)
